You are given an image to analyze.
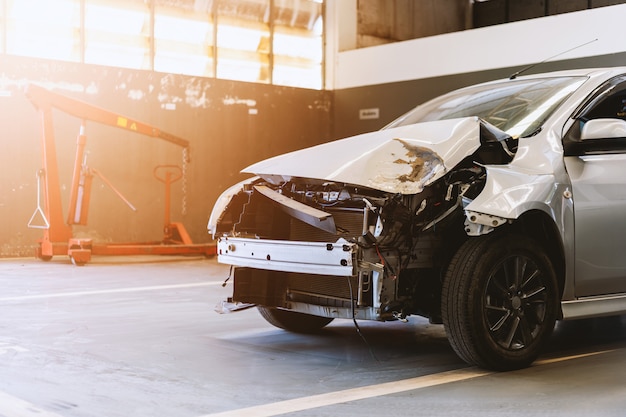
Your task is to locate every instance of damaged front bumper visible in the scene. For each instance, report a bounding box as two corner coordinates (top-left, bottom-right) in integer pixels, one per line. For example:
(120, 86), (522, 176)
(216, 236), (388, 320)
(216, 236), (357, 276)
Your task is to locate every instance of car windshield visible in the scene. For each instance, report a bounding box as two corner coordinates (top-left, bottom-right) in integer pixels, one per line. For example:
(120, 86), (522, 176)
(385, 76), (586, 138)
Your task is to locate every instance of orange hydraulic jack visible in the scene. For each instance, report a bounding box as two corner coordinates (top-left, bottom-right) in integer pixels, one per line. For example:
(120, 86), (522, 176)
(26, 84), (215, 265)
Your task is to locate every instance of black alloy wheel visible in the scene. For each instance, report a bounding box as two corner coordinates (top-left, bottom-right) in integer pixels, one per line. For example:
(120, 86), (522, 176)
(442, 233), (559, 371)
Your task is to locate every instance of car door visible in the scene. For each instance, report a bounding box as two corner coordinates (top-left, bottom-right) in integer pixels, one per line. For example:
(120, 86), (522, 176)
(563, 76), (626, 297)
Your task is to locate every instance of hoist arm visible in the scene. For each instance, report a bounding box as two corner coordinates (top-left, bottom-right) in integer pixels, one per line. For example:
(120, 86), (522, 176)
(25, 84), (190, 150)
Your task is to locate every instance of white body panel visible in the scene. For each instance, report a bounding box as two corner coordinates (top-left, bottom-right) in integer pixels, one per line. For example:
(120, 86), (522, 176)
(244, 117), (482, 194)
(217, 237), (356, 276)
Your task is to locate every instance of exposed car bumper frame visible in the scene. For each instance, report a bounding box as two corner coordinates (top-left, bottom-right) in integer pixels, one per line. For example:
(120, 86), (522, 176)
(216, 236), (357, 276)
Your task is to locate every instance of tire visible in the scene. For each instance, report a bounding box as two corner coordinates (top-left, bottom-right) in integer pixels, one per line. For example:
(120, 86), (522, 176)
(441, 233), (559, 371)
(257, 306), (334, 333)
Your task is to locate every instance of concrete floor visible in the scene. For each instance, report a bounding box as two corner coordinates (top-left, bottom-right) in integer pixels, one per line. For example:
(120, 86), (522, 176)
(0, 256), (625, 417)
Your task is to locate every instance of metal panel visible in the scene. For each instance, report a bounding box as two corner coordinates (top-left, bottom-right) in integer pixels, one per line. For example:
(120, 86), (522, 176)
(562, 294), (626, 319)
(217, 236), (356, 276)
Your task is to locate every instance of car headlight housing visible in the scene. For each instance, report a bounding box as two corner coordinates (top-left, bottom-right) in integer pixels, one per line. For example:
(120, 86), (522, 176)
(207, 176), (258, 239)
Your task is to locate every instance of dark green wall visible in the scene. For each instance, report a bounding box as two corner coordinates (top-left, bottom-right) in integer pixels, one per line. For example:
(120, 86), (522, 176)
(333, 52), (626, 139)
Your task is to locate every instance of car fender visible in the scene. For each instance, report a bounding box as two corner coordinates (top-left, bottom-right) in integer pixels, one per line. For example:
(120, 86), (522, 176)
(208, 176), (259, 238)
(465, 166), (559, 220)
(466, 126), (571, 226)
(465, 165), (576, 301)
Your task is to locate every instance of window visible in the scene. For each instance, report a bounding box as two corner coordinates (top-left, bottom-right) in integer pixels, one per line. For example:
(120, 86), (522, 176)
(154, 1), (214, 77)
(6, 0), (80, 61)
(272, 0), (323, 89)
(84, 0), (151, 70)
(217, 0), (271, 84)
(0, 0), (5, 53)
(0, 0), (325, 89)
(564, 77), (626, 156)
(386, 76), (586, 138)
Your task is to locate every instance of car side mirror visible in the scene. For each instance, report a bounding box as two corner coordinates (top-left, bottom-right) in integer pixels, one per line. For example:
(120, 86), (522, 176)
(581, 118), (626, 140)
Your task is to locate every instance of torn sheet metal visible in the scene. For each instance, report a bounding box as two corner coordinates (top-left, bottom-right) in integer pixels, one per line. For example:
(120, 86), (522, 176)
(244, 117), (482, 194)
(465, 165), (559, 220)
(254, 185), (337, 234)
(215, 299), (255, 314)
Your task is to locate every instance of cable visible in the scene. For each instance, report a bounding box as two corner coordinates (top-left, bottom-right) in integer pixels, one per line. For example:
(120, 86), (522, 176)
(222, 265), (233, 287)
(347, 276), (379, 363)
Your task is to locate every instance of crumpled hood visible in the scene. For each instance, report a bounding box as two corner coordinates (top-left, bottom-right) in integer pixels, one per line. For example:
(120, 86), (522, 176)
(244, 117), (484, 194)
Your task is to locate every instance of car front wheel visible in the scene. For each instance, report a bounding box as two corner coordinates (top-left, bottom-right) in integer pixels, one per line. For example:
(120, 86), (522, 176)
(442, 233), (559, 371)
(257, 306), (334, 333)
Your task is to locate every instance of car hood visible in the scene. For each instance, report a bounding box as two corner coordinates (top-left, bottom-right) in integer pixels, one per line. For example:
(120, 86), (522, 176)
(243, 117), (487, 194)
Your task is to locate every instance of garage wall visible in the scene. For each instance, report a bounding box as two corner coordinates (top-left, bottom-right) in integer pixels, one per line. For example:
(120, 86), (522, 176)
(356, 0), (471, 48)
(4, 4), (625, 257)
(332, 4), (626, 137)
(472, 0), (626, 27)
(0, 56), (332, 257)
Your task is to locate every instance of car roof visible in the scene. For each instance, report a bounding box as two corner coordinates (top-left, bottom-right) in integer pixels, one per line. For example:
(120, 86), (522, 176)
(479, 66), (626, 85)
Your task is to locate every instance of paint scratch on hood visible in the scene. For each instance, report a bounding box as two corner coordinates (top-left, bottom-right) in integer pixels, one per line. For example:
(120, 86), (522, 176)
(394, 139), (445, 185)
(367, 138), (447, 194)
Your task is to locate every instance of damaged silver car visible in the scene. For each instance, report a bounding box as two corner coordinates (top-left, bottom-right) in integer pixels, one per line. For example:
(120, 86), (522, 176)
(208, 67), (626, 370)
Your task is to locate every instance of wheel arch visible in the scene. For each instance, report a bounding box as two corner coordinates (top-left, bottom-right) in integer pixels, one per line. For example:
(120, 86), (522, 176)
(508, 209), (566, 308)
(441, 228), (562, 370)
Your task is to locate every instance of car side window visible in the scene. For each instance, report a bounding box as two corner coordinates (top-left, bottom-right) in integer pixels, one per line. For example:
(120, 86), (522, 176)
(563, 76), (626, 156)
(583, 93), (626, 121)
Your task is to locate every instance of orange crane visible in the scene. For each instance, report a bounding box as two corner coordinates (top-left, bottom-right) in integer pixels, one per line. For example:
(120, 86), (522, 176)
(26, 84), (215, 265)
